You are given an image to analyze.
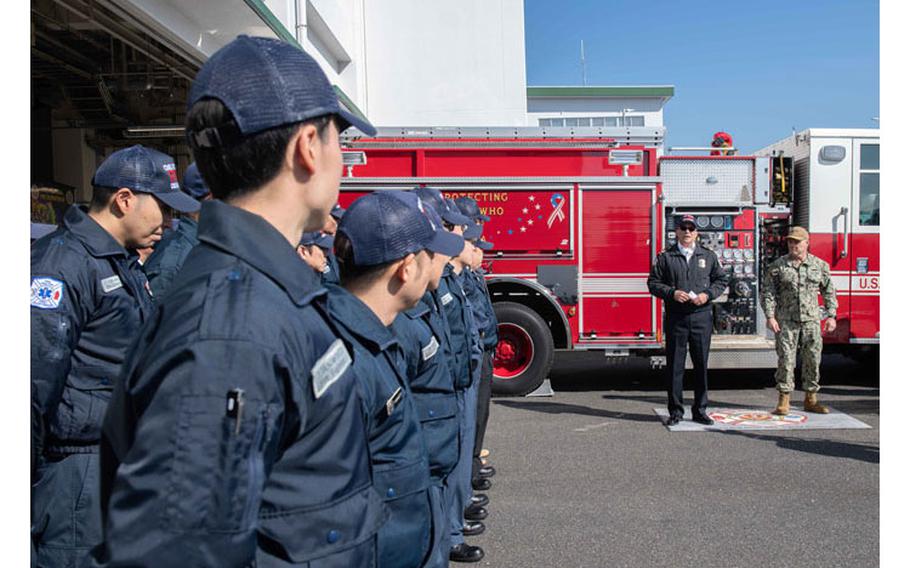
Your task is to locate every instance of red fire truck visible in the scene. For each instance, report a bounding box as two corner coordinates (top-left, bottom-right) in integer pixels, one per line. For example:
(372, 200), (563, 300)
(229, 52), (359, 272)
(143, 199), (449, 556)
(339, 126), (879, 395)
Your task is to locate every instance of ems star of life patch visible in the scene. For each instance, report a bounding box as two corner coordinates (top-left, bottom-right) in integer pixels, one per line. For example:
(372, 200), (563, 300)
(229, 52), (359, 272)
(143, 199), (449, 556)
(31, 277), (64, 309)
(311, 339), (351, 399)
(422, 336), (439, 361)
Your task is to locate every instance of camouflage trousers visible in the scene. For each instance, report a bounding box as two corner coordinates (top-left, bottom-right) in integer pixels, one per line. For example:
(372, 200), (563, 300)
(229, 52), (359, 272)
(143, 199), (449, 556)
(774, 320), (823, 393)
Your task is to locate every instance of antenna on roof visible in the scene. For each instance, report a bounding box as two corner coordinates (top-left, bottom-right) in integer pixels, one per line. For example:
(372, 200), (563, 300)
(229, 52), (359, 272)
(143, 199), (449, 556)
(580, 40), (587, 86)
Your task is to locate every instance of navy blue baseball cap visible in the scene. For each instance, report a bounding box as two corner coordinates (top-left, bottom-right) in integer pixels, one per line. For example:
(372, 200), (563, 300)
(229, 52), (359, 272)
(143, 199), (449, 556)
(92, 145), (200, 213)
(454, 196), (491, 222)
(187, 35), (376, 146)
(414, 187), (472, 227)
(339, 190), (464, 266)
(463, 222), (483, 240)
(300, 231), (334, 249)
(677, 214), (697, 229)
(330, 203), (346, 220)
(182, 163), (211, 199)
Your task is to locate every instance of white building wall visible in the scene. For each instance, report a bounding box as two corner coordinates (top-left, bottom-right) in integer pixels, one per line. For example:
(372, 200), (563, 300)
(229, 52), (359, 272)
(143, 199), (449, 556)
(527, 96), (665, 127)
(362, 0), (528, 126)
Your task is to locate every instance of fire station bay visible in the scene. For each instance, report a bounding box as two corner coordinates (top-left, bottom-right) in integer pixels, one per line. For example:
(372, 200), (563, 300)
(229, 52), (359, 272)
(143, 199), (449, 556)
(31, 0), (878, 399)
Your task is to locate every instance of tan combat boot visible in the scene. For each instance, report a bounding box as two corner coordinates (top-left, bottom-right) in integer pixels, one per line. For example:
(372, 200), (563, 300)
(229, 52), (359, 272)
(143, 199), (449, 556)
(772, 392), (790, 415)
(803, 392), (829, 414)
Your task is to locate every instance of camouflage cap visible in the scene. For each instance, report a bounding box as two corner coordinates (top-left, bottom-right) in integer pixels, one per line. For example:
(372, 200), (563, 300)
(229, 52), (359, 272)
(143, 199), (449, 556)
(784, 226), (809, 241)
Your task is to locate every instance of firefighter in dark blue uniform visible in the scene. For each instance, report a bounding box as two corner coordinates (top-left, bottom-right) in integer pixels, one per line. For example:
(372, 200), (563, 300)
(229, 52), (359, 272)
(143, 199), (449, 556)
(454, 197), (499, 494)
(647, 214), (729, 425)
(321, 204), (344, 285)
(297, 230), (332, 275)
(30, 145), (199, 567)
(88, 36), (386, 567)
(327, 190), (464, 567)
(143, 162), (212, 299)
(414, 188), (487, 563)
(390, 199), (466, 567)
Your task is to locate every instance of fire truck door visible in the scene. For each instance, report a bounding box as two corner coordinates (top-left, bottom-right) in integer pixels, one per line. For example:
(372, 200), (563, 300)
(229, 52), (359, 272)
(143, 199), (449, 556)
(848, 139), (880, 340)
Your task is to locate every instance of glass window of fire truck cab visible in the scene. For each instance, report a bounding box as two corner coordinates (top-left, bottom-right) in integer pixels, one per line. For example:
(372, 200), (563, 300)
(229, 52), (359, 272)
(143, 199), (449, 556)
(859, 144), (879, 226)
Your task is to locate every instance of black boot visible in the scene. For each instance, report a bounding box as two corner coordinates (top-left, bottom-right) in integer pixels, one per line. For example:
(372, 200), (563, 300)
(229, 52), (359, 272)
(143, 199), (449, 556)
(450, 543), (484, 563)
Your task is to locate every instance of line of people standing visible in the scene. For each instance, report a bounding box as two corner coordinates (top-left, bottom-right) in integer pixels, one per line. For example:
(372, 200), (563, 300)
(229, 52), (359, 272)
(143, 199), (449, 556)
(31, 34), (500, 567)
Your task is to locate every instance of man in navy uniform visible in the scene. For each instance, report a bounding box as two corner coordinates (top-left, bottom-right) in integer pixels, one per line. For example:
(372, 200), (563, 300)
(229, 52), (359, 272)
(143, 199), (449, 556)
(297, 230), (332, 275)
(647, 214), (729, 426)
(89, 36), (386, 567)
(391, 196), (466, 566)
(327, 190), (463, 567)
(30, 144), (199, 566)
(321, 203), (345, 285)
(454, 197), (498, 495)
(143, 162), (213, 298)
(415, 188), (487, 562)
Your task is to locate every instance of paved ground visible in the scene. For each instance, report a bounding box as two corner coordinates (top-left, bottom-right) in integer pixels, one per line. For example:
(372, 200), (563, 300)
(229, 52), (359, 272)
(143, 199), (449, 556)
(467, 353), (879, 567)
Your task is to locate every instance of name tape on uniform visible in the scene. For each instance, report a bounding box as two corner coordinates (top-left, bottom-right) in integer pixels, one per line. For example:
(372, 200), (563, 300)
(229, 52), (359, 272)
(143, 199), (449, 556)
(31, 277), (64, 309)
(441, 292), (454, 306)
(101, 275), (123, 293)
(311, 339), (351, 399)
(422, 336), (440, 361)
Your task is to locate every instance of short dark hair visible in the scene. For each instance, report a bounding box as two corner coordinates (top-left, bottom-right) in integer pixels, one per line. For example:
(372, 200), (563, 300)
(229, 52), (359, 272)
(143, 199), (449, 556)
(334, 232), (396, 286)
(89, 185), (118, 211)
(185, 98), (334, 201)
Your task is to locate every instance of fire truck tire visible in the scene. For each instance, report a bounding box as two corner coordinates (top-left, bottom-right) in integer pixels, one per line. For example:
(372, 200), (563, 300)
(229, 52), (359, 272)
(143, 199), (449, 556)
(491, 302), (555, 396)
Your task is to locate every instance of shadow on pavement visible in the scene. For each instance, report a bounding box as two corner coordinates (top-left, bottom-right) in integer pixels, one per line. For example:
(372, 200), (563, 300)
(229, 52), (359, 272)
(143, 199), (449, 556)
(717, 430), (880, 464)
(492, 399), (656, 423)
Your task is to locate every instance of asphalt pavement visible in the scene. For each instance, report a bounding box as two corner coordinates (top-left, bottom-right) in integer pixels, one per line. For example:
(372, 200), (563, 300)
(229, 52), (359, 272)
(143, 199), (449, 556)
(467, 353), (879, 567)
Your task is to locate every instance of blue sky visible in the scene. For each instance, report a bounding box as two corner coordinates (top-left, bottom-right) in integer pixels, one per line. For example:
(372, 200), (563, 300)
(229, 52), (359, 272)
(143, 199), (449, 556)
(524, 0), (880, 153)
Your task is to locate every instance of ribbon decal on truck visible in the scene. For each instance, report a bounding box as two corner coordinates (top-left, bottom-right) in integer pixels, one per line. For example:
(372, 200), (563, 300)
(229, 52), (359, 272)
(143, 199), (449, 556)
(547, 193), (566, 228)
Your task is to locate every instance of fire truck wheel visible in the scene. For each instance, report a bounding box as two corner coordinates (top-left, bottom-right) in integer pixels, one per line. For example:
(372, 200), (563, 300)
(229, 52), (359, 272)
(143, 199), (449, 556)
(491, 302), (555, 396)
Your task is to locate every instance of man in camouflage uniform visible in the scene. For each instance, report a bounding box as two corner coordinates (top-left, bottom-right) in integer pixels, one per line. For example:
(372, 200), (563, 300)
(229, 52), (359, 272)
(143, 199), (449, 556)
(761, 226), (838, 415)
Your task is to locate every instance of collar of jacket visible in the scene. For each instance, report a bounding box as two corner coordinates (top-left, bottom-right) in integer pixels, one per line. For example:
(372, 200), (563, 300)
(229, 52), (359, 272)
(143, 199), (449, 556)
(786, 253), (814, 268)
(442, 263), (454, 277)
(405, 295), (431, 319)
(175, 216), (198, 237)
(196, 200), (324, 307)
(667, 243), (708, 257)
(326, 283), (399, 352)
(63, 205), (131, 259)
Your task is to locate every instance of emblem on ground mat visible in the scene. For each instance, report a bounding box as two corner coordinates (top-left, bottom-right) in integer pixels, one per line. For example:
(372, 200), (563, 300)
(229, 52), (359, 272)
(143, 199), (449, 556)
(653, 407), (871, 432)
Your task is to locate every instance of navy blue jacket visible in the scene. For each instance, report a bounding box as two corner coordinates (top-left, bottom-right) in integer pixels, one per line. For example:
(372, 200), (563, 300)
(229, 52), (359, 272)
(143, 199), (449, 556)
(462, 268), (499, 350)
(325, 285), (432, 568)
(647, 244), (729, 316)
(30, 205), (153, 474)
(321, 249), (341, 285)
(142, 216), (199, 299)
(438, 265), (478, 390)
(91, 201), (385, 567)
(391, 292), (459, 483)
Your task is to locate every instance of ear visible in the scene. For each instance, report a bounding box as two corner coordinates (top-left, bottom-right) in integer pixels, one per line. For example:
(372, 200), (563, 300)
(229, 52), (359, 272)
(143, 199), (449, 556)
(290, 123), (321, 177)
(296, 245), (309, 261)
(395, 253), (417, 283)
(110, 188), (135, 217)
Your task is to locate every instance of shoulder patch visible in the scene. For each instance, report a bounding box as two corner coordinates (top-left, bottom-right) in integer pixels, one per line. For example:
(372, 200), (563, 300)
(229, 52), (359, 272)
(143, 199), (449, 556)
(422, 336), (440, 361)
(311, 339), (351, 399)
(31, 277), (64, 309)
(101, 275), (123, 293)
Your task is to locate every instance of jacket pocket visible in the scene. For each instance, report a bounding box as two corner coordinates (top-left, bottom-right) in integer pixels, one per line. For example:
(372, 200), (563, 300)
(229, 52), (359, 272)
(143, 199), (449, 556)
(413, 393), (458, 479)
(50, 366), (112, 443)
(165, 394), (273, 534)
(257, 484), (386, 565)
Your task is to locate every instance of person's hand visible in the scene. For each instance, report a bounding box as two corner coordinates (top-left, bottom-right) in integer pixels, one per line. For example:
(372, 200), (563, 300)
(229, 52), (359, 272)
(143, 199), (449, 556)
(767, 317), (781, 334)
(692, 293), (709, 306)
(823, 318), (837, 334)
(673, 290), (690, 303)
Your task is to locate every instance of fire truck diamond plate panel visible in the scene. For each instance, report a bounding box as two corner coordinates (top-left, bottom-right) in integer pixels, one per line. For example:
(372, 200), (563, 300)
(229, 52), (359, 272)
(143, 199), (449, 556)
(661, 160), (754, 204)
